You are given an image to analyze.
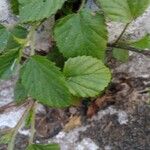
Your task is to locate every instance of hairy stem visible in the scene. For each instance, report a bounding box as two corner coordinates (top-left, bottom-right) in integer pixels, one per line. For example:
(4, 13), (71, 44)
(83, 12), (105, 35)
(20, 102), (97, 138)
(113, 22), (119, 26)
(0, 101), (29, 113)
(18, 24), (39, 62)
(108, 43), (150, 57)
(114, 23), (130, 44)
(28, 25), (37, 56)
(8, 101), (34, 150)
(29, 102), (37, 144)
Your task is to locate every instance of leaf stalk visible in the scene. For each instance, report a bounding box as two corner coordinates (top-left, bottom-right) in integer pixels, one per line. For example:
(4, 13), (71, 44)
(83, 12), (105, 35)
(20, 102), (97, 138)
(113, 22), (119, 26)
(29, 101), (37, 144)
(7, 100), (34, 150)
(114, 23), (130, 44)
(108, 43), (150, 57)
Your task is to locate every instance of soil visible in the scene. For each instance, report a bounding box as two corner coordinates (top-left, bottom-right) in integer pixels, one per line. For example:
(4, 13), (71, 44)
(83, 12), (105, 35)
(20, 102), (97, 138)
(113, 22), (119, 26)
(80, 105), (150, 150)
(79, 73), (150, 150)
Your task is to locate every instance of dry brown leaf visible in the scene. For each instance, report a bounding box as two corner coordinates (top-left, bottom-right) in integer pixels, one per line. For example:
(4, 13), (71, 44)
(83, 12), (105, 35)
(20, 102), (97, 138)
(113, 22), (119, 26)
(87, 103), (97, 118)
(87, 95), (114, 118)
(95, 95), (112, 107)
(35, 116), (51, 138)
(64, 116), (81, 132)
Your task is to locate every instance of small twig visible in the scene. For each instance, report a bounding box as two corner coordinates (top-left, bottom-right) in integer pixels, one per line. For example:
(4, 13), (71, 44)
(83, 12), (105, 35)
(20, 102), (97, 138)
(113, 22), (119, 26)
(7, 100), (34, 150)
(107, 43), (150, 57)
(29, 102), (37, 144)
(0, 101), (29, 113)
(0, 102), (16, 113)
(114, 23), (130, 44)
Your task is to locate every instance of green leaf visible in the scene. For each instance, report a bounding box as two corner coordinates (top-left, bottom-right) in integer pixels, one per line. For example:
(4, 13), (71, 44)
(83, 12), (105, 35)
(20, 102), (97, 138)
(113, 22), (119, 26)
(0, 49), (19, 78)
(26, 144), (60, 150)
(0, 25), (11, 52)
(113, 48), (129, 62)
(21, 55), (73, 108)
(11, 25), (28, 45)
(97, 0), (150, 23)
(0, 25), (28, 52)
(14, 79), (28, 104)
(10, 0), (19, 15)
(25, 108), (33, 128)
(19, 0), (66, 22)
(129, 34), (150, 49)
(0, 59), (18, 80)
(0, 132), (13, 144)
(11, 26), (28, 39)
(54, 9), (108, 60)
(63, 56), (111, 97)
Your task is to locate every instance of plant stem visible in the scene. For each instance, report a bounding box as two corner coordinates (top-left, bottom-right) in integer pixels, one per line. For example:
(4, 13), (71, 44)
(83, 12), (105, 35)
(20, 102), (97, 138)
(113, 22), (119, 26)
(28, 25), (37, 56)
(114, 23), (130, 44)
(107, 43), (150, 57)
(78, 0), (86, 12)
(17, 24), (39, 63)
(29, 102), (37, 144)
(0, 101), (29, 113)
(8, 101), (34, 150)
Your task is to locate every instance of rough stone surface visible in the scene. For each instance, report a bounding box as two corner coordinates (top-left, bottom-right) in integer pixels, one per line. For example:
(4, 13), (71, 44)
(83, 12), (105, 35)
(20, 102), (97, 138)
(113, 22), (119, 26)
(0, 79), (15, 106)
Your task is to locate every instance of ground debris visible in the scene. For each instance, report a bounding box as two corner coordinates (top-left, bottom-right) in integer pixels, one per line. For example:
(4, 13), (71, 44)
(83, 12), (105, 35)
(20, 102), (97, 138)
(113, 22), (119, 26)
(64, 116), (81, 132)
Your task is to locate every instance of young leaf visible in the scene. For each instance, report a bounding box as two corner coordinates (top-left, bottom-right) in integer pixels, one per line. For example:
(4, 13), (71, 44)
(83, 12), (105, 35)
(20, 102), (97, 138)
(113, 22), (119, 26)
(25, 108), (34, 128)
(63, 56), (111, 97)
(113, 48), (129, 62)
(21, 55), (73, 108)
(11, 26), (28, 40)
(0, 25), (28, 52)
(0, 132), (13, 144)
(97, 0), (150, 23)
(54, 9), (108, 60)
(0, 49), (19, 78)
(26, 144), (60, 150)
(19, 0), (66, 22)
(129, 34), (150, 49)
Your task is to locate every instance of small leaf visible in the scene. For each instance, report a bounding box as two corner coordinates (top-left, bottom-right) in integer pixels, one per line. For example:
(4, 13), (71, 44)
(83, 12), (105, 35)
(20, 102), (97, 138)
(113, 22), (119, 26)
(26, 144), (60, 150)
(0, 132), (13, 144)
(97, 0), (150, 23)
(21, 55), (73, 108)
(129, 34), (150, 49)
(14, 79), (28, 104)
(25, 108), (33, 128)
(11, 26), (28, 39)
(113, 48), (129, 62)
(0, 25), (28, 52)
(54, 9), (108, 60)
(0, 49), (19, 78)
(19, 0), (66, 22)
(63, 56), (111, 97)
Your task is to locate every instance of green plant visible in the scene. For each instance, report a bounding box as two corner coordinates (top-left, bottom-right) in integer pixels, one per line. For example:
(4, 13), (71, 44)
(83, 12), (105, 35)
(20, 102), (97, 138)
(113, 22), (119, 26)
(0, 0), (150, 149)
